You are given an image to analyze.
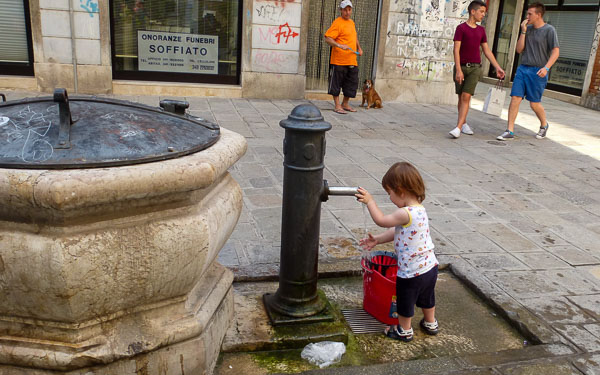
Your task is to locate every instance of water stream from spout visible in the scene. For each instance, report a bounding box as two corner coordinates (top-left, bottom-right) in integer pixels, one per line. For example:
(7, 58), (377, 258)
(362, 203), (368, 240)
(361, 203), (371, 260)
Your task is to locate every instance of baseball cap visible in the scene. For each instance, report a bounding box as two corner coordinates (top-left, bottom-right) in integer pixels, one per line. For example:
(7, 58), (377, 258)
(340, 0), (353, 8)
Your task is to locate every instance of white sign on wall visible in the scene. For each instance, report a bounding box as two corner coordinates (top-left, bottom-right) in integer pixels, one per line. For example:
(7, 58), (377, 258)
(138, 30), (219, 74)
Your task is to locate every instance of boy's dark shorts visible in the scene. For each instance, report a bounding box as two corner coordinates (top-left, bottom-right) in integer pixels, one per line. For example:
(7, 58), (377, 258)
(395, 265), (438, 318)
(454, 64), (482, 95)
(328, 64), (359, 98)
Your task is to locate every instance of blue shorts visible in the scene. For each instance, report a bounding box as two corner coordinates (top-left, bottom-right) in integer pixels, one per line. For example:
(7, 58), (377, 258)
(510, 65), (548, 103)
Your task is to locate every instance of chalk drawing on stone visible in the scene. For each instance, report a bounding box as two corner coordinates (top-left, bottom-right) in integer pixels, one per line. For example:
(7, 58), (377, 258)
(251, 49), (299, 73)
(390, 59), (454, 81)
(389, 0), (419, 14)
(80, 0), (99, 17)
(394, 35), (453, 60)
(252, 24), (300, 51)
(421, 0), (445, 31)
(253, 0), (302, 27)
(394, 20), (457, 38)
(452, 0), (470, 18)
(251, 0), (302, 73)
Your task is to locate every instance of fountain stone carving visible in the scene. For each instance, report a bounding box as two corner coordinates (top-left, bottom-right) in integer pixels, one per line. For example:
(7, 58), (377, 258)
(0, 90), (247, 374)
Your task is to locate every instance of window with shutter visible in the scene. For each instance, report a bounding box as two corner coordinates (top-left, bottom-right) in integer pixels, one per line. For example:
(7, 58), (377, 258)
(0, 0), (34, 75)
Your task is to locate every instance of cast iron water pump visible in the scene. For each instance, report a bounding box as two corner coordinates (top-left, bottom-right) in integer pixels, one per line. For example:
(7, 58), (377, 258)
(263, 104), (358, 325)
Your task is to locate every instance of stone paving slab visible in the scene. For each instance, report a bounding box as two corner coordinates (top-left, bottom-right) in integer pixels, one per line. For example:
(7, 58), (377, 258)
(2, 86), (600, 371)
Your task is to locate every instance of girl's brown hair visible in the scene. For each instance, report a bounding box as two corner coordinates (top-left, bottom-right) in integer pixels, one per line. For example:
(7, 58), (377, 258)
(381, 162), (426, 203)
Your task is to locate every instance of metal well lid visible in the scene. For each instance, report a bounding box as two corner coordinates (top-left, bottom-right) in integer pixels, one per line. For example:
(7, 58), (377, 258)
(0, 89), (219, 169)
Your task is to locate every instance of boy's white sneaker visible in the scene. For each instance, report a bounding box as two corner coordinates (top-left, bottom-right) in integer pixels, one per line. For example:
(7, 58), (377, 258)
(449, 127), (461, 138)
(461, 123), (474, 135)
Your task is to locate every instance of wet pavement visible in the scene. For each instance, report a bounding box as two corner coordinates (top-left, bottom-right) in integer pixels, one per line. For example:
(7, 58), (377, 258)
(215, 273), (528, 374)
(2, 84), (600, 374)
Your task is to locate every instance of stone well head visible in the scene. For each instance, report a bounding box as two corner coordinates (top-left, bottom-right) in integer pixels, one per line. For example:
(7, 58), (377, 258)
(0, 90), (247, 374)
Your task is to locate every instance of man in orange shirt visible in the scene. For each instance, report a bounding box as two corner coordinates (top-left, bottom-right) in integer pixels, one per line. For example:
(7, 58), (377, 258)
(324, 0), (363, 114)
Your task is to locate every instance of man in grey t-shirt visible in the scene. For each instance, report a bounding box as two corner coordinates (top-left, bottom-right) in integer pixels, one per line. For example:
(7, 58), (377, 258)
(497, 2), (560, 141)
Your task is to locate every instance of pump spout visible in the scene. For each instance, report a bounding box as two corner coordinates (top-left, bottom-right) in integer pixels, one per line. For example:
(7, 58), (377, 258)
(321, 180), (359, 202)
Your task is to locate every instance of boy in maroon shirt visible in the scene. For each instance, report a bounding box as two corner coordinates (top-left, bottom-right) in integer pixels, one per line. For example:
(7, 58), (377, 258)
(449, 0), (505, 139)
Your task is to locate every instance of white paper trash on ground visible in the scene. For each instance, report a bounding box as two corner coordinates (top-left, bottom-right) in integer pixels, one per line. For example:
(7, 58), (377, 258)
(301, 341), (346, 368)
(482, 81), (506, 117)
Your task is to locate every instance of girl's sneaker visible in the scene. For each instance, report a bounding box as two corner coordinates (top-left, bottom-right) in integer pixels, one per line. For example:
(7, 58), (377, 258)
(386, 326), (413, 342)
(420, 318), (439, 335)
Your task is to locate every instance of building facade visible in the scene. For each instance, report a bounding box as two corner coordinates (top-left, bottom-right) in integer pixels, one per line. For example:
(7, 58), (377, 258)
(1, 0), (599, 109)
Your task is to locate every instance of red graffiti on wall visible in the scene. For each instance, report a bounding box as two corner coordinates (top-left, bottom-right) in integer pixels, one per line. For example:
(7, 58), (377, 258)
(275, 23), (299, 44)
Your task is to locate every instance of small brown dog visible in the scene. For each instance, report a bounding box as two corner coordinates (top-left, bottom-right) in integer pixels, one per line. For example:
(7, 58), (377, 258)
(361, 79), (383, 109)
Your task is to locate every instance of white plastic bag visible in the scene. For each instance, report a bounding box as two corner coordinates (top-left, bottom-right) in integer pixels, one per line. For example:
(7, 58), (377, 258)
(300, 341), (346, 368)
(482, 80), (506, 117)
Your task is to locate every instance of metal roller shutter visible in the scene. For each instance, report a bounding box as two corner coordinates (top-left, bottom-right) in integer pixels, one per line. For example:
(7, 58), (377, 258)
(546, 10), (598, 59)
(0, 0), (29, 63)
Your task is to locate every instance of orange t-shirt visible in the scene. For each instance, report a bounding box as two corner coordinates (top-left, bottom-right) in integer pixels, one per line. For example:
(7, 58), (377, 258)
(324, 17), (358, 66)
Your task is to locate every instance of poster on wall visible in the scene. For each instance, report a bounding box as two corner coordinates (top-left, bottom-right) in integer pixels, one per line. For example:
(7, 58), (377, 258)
(137, 30), (219, 74)
(549, 58), (587, 89)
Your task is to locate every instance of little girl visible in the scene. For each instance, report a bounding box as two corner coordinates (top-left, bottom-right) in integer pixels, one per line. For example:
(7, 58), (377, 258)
(356, 161), (439, 342)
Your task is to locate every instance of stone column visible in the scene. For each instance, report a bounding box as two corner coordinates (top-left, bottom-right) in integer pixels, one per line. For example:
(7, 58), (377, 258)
(242, 0), (306, 99)
(31, 0), (111, 94)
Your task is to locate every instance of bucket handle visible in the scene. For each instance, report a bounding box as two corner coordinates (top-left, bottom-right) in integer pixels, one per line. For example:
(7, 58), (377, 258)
(361, 258), (373, 273)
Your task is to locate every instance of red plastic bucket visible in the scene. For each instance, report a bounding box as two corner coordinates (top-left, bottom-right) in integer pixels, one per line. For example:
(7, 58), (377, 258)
(362, 251), (398, 325)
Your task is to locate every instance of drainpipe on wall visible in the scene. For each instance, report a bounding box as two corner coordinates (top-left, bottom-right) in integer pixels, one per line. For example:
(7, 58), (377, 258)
(372, 0), (383, 80)
(68, 0), (79, 93)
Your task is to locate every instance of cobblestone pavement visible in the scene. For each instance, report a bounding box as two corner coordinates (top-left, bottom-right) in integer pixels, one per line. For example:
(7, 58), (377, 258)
(2, 85), (600, 373)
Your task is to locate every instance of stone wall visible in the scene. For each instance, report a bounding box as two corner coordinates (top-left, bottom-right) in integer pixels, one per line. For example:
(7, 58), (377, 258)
(375, 0), (470, 104)
(241, 0), (307, 99)
(32, 0), (111, 94)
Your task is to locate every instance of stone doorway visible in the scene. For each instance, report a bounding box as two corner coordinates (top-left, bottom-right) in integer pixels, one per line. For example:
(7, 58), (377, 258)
(305, 0), (381, 91)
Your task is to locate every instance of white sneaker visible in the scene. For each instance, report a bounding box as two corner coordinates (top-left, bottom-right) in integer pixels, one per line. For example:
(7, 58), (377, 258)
(461, 123), (474, 135)
(449, 127), (461, 138)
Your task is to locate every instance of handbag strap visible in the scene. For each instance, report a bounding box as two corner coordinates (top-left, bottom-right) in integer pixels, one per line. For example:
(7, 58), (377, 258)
(495, 78), (505, 89)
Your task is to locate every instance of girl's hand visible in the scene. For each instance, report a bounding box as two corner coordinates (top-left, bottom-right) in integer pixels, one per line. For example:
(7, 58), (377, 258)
(355, 187), (373, 204)
(360, 233), (377, 250)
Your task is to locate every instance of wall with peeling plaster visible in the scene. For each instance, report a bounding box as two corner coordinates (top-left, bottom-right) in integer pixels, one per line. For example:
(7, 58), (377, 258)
(374, 0), (471, 104)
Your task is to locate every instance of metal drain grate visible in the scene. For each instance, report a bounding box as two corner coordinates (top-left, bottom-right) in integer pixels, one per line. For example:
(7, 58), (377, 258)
(341, 309), (387, 334)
